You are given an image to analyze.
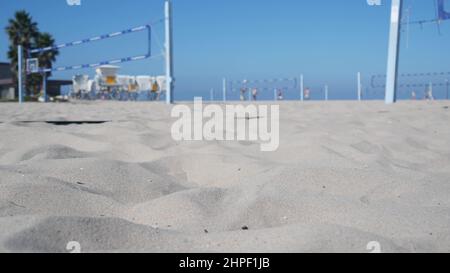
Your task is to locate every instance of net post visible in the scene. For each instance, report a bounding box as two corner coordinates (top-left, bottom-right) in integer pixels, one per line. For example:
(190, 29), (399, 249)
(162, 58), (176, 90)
(357, 72), (362, 101)
(222, 78), (227, 102)
(300, 74), (304, 101)
(18, 45), (24, 104)
(43, 73), (47, 102)
(385, 0), (403, 104)
(165, 0), (174, 104)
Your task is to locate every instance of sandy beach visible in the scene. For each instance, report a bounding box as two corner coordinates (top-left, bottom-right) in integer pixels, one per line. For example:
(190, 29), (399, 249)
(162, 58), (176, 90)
(0, 101), (449, 253)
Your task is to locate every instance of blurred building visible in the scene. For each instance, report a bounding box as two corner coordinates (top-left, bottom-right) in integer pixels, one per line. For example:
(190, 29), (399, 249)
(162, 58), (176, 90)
(0, 62), (14, 100)
(0, 62), (71, 100)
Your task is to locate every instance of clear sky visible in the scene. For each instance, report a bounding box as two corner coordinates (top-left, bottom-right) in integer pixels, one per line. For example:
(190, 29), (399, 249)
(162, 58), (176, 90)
(1, 0), (449, 100)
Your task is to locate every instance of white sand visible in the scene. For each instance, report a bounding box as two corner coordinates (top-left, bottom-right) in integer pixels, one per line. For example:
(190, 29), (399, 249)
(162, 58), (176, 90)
(0, 101), (449, 253)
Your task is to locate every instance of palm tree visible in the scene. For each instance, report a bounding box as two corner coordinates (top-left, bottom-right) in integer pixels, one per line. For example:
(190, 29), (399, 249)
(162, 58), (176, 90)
(5, 10), (39, 98)
(33, 32), (59, 96)
(35, 33), (58, 77)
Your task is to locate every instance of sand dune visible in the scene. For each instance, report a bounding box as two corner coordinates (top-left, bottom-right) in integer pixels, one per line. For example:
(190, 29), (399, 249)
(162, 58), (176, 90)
(0, 101), (449, 253)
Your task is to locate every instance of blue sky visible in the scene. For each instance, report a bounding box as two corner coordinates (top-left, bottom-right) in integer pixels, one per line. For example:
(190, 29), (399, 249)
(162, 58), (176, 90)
(1, 0), (449, 100)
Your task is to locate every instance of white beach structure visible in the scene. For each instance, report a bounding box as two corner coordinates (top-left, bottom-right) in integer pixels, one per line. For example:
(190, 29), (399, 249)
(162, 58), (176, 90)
(72, 75), (90, 97)
(156, 76), (167, 92)
(95, 65), (120, 86)
(69, 65), (166, 100)
(136, 76), (152, 92)
(96, 65), (120, 77)
(116, 75), (131, 90)
(68, 63), (169, 100)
